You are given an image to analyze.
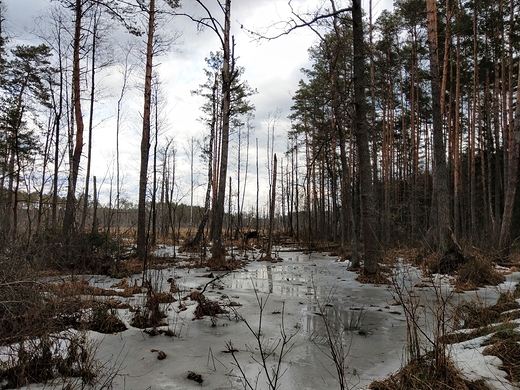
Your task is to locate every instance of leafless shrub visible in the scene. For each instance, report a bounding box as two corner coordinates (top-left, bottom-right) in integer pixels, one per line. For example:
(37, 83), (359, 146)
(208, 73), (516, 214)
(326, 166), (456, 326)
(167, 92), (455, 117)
(226, 288), (297, 390)
(371, 259), (513, 389)
(380, 262), (462, 387)
(309, 287), (360, 390)
(131, 271), (169, 329)
(0, 330), (123, 390)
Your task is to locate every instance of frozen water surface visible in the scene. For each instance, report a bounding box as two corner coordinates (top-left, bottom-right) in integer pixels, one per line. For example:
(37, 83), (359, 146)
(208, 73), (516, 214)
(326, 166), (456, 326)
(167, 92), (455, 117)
(21, 249), (520, 390)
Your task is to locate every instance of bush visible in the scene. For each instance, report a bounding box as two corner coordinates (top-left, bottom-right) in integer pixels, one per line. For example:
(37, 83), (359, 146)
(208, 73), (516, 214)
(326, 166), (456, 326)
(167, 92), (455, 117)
(455, 255), (505, 289)
(0, 332), (97, 389)
(369, 357), (492, 390)
(89, 301), (127, 334)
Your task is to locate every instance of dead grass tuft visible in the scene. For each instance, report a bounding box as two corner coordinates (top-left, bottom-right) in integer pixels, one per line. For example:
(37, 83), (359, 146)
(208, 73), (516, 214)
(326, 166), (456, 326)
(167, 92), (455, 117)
(455, 255), (505, 290)
(482, 339), (520, 383)
(369, 357), (492, 390)
(88, 301), (127, 334)
(382, 247), (426, 267)
(48, 279), (134, 298)
(481, 325), (520, 346)
(423, 250), (505, 291)
(453, 291), (519, 330)
(442, 322), (518, 345)
(0, 332), (98, 389)
(187, 291), (227, 319)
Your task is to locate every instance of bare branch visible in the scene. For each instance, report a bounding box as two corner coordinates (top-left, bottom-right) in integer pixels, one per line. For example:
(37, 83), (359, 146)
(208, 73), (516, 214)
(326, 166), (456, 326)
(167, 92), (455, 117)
(240, 0), (351, 42)
(172, 0), (225, 48)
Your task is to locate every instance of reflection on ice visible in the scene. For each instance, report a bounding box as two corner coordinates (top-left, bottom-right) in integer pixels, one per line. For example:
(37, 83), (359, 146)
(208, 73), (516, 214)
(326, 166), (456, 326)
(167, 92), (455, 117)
(225, 261), (317, 297)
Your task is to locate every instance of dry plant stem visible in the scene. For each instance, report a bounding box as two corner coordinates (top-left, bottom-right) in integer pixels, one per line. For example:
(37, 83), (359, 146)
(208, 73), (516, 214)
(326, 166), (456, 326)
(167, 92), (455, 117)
(391, 267), (433, 361)
(228, 287), (297, 390)
(312, 285), (352, 390)
(200, 271), (232, 294)
(391, 263), (456, 379)
(429, 280), (455, 378)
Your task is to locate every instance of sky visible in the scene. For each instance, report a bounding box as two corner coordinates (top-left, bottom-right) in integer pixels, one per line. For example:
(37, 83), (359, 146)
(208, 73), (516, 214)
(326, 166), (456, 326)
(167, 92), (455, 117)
(4, 0), (392, 211)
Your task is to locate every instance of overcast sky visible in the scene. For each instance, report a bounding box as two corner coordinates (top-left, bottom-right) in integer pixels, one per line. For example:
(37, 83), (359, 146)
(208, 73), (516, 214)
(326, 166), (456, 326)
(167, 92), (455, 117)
(4, 0), (391, 211)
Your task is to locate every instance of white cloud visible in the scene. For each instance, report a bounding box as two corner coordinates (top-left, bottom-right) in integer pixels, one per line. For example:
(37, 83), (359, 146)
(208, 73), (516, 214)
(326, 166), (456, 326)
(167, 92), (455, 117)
(4, 0), (392, 208)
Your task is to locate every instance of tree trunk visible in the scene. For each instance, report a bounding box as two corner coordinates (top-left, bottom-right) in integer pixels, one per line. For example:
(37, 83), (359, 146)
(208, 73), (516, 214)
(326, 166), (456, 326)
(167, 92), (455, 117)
(52, 43), (64, 227)
(256, 137), (259, 234)
(265, 154), (277, 259)
(186, 75), (217, 250)
(92, 176), (98, 234)
(151, 83), (159, 247)
(498, 65), (520, 258)
(81, 8), (98, 231)
(426, 0), (451, 253)
(210, 0), (232, 265)
(352, 0), (378, 274)
(137, 0), (155, 260)
(469, 1), (478, 240)
(63, 0), (85, 237)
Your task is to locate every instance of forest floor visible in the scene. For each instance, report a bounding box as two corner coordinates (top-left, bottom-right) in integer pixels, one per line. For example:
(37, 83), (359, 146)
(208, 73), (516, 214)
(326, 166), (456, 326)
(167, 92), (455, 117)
(3, 247), (520, 390)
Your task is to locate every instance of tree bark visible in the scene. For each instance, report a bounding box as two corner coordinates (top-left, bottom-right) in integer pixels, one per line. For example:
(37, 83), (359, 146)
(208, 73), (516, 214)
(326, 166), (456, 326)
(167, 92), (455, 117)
(63, 0), (85, 237)
(137, 0), (155, 260)
(81, 6), (99, 231)
(210, 0), (232, 266)
(352, 0), (378, 274)
(265, 154), (277, 259)
(426, 0), (451, 253)
(498, 65), (520, 258)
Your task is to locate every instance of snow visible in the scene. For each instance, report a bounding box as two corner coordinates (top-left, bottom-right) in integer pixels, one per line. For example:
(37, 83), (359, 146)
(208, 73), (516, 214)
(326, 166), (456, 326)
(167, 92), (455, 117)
(8, 249), (520, 389)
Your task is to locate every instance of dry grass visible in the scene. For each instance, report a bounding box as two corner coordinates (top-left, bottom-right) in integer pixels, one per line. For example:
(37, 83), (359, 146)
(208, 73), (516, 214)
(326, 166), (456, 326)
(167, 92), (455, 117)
(0, 331), (100, 389)
(382, 247), (426, 267)
(373, 250), (519, 390)
(369, 356), (492, 390)
(454, 254), (505, 290)
(0, 275), (122, 389)
(440, 284), (520, 387)
(88, 301), (127, 334)
(185, 291), (228, 319)
(453, 291), (520, 330)
(482, 339), (520, 383)
(418, 249), (506, 292)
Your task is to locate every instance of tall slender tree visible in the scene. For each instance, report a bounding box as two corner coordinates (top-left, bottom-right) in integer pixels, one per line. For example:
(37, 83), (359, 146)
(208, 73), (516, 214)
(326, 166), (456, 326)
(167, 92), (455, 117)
(136, 0), (156, 261)
(62, 0), (88, 237)
(136, 0), (180, 260)
(426, 0), (451, 253)
(352, 0), (378, 273)
(498, 65), (520, 257)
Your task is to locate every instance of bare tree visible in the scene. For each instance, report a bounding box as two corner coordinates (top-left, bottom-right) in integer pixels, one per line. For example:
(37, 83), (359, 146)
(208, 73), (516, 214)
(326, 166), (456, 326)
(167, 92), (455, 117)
(81, 3), (102, 231)
(265, 154), (277, 260)
(136, 0), (156, 261)
(136, 0), (180, 260)
(246, 0), (378, 273)
(178, 0), (238, 267)
(62, 0), (89, 237)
